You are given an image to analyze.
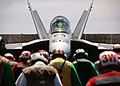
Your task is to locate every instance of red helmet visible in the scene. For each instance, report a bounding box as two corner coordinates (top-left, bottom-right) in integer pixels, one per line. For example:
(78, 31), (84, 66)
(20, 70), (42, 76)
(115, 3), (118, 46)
(4, 53), (15, 61)
(99, 51), (119, 67)
(19, 51), (31, 61)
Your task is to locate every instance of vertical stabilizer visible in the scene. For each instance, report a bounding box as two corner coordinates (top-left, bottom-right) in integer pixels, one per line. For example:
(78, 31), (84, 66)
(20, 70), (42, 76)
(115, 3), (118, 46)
(26, 0), (48, 39)
(72, 10), (88, 39)
(31, 10), (48, 39)
(72, 0), (94, 39)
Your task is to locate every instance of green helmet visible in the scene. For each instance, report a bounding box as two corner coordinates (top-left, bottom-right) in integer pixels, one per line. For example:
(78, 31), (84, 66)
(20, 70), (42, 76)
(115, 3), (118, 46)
(73, 48), (88, 58)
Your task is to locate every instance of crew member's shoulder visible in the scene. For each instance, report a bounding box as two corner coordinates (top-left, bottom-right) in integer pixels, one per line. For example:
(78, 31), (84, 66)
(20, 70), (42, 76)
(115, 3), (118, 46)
(0, 55), (9, 63)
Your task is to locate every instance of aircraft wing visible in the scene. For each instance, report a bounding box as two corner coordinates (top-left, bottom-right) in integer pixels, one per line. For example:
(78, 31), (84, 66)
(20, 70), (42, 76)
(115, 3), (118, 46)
(21, 39), (98, 62)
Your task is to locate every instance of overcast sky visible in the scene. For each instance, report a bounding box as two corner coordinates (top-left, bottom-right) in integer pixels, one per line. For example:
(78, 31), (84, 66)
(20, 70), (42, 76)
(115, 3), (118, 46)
(0, 0), (120, 34)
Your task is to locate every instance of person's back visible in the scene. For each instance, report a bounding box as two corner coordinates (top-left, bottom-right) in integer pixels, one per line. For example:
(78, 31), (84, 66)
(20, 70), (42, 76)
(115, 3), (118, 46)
(0, 36), (15, 86)
(73, 59), (99, 86)
(86, 51), (120, 86)
(12, 51), (31, 80)
(86, 71), (120, 86)
(16, 52), (62, 86)
(49, 49), (83, 86)
(23, 61), (56, 86)
(50, 57), (72, 86)
(0, 55), (15, 86)
(72, 49), (99, 86)
(4, 53), (17, 68)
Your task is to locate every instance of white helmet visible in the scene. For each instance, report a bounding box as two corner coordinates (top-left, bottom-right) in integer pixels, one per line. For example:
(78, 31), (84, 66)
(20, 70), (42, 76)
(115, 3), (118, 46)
(99, 51), (119, 67)
(4, 53), (15, 61)
(31, 52), (48, 63)
(37, 50), (49, 60)
(19, 51), (31, 61)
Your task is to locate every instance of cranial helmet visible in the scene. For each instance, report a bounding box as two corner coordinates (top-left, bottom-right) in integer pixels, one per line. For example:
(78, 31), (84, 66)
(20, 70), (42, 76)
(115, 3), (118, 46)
(52, 48), (64, 54)
(4, 53), (15, 61)
(37, 50), (49, 60)
(99, 51), (119, 67)
(73, 48), (88, 58)
(19, 51), (31, 61)
(31, 52), (48, 64)
(50, 48), (67, 59)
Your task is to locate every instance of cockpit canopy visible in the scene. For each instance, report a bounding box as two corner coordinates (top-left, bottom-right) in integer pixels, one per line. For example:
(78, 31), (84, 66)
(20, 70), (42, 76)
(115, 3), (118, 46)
(50, 16), (70, 34)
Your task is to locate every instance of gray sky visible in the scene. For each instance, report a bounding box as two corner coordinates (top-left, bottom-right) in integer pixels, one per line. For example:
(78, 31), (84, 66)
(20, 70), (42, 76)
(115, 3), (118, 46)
(0, 0), (120, 34)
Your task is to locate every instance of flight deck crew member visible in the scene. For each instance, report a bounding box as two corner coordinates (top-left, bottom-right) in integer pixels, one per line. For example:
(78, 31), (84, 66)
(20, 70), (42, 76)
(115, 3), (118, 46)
(0, 36), (15, 86)
(72, 48), (99, 86)
(0, 56), (16, 86)
(16, 52), (63, 86)
(86, 51), (120, 86)
(4, 53), (17, 68)
(12, 51), (31, 80)
(49, 48), (83, 86)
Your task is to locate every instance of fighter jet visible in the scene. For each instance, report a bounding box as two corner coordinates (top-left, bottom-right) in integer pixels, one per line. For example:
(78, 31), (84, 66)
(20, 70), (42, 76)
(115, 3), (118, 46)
(17, 0), (100, 62)
(5, 0), (101, 62)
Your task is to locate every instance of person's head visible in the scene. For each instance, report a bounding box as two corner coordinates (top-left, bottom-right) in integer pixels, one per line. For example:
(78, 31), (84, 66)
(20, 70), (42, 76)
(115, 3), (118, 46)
(30, 52), (48, 65)
(4, 53), (15, 61)
(0, 36), (5, 55)
(98, 51), (120, 73)
(50, 48), (67, 60)
(112, 44), (120, 59)
(37, 50), (49, 60)
(19, 51), (31, 62)
(73, 48), (88, 59)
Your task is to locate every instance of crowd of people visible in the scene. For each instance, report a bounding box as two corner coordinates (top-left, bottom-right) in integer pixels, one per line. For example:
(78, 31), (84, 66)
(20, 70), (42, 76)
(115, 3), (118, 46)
(0, 36), (120, 86)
